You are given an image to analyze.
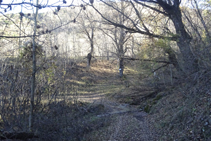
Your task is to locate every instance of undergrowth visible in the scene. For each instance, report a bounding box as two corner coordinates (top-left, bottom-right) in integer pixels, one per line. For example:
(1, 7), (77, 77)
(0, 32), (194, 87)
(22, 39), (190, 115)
(0, 58), (114, 140)
(149, 70), (211, 140)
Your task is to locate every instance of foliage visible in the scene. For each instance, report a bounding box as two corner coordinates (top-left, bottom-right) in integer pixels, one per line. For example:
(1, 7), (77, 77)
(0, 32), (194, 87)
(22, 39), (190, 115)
(43, 62), (57, 84)
(19, 42), (43, 60)
(18, 41), (44, 76)
(154, 38), (175, 55)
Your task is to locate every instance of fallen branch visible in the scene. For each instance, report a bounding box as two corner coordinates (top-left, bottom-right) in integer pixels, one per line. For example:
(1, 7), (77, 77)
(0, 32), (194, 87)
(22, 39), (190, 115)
(124, 57), (170, 64)
(0, 132), (38, 140)
(152, 63), (169, 73)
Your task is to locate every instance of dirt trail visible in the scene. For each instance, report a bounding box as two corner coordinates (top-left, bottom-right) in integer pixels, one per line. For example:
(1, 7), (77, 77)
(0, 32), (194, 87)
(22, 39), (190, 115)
(74, 65), (158, 141)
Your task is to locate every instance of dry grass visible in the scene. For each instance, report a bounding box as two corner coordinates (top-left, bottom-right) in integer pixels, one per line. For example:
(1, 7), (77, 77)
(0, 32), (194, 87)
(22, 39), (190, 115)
(0, 58), (159, 140)
(141, 71), (211, 140)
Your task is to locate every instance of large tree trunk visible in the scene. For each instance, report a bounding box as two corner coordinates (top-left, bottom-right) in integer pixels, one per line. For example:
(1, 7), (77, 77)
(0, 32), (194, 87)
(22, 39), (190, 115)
(171, 13), (198, 74)
(159, 0), (198, 74)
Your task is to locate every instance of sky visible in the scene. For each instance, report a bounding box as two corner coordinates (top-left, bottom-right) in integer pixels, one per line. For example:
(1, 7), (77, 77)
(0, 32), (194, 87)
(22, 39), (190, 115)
(0, 0), (207, 14)
(0, 0), (87, 14)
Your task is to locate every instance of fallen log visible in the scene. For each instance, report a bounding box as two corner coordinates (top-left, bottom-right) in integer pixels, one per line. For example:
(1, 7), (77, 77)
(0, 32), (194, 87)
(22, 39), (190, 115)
(0, 132), (38, 140)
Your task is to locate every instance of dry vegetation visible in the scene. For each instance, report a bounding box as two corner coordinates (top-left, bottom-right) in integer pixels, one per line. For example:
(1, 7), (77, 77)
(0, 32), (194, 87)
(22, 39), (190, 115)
(1, 53), (211, 141)
(149, 71), (211, 140)
(0, 57), (158, 141)
(0, 57), (115, 140)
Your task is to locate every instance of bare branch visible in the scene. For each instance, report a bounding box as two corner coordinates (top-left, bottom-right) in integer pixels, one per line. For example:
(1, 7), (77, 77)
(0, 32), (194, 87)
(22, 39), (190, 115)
(133, 0), (168, 16)
(124, 57), (170, 64)
(90, 4), (178, 41)
(0, 9), (82, 39)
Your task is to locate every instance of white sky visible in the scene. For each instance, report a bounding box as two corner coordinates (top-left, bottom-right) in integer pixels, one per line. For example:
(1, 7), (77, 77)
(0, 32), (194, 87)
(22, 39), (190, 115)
(0, 0), (87, 14)
(0, 0), (206, 14)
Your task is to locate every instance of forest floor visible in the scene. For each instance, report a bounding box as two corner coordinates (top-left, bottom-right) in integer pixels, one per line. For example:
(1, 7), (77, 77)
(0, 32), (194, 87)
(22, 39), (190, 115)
(64, 60), (159, 141)
(59, 59), (211, 141)
(69, 59), (211, 141)
(55, 61), (211, 141)
(2, 59), (210, 140)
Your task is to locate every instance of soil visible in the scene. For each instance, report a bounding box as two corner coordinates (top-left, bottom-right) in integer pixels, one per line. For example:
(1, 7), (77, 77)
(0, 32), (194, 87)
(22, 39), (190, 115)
(69, 61), (159, 141)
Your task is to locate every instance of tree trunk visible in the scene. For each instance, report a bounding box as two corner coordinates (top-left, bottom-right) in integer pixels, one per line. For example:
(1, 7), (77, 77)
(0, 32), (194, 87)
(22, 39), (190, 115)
(29, 0), (39, 131)
(118, 44), (124, 78)
(87, 53), (92, 69)
(107, 51), (109, 60)
(87, 29), (94, 69)
(171, 14), (198, 74)
(131, 36), (135, 57)
(159, 1), (199, 74)
(90, 39), (94, 54)
(119, 57), (124, 77)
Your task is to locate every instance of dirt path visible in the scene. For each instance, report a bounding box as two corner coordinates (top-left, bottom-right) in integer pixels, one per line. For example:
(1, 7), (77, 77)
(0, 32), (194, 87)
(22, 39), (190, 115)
(74, 68), (158, 141)
(88, 99), (157, 141)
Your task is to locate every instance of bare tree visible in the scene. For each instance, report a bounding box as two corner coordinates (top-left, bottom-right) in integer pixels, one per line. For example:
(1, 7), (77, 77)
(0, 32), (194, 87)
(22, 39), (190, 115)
(99, 1), (133, 77)
(77, 7), (99, 68)
(0, 0), (83, 136)
(89, 0), (202, 75)
(29, 0), (39, 131)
